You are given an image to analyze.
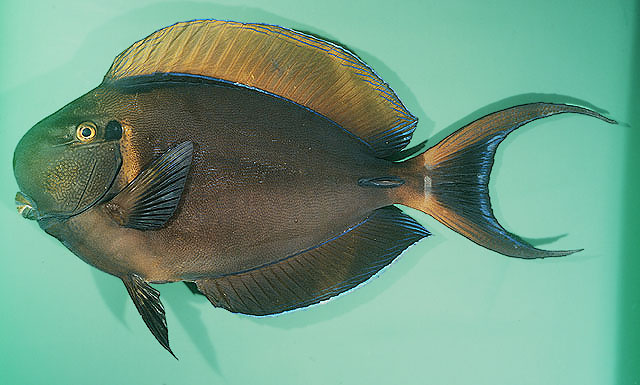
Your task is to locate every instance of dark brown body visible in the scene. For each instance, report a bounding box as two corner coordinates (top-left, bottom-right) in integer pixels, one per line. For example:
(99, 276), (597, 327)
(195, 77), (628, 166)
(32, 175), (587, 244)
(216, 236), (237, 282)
(13, 19), (614, 357)
(45, 79), (413, 282)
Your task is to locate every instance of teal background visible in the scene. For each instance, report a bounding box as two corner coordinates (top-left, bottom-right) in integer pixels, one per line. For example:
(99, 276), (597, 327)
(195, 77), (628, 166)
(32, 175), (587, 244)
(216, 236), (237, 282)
(1, 1), (637, 384)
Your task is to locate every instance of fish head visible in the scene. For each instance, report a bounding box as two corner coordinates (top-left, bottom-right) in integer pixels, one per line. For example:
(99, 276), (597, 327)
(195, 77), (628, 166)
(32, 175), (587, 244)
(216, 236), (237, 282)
(13, 91), (123, 225)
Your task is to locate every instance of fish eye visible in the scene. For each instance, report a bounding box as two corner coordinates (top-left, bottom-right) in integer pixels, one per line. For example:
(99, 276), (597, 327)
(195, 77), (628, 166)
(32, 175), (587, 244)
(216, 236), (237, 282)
(76, 122), (97, 142)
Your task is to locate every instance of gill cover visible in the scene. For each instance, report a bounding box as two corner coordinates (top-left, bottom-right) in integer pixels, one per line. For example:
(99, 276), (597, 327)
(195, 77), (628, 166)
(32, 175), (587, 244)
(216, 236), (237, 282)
(13, 113), (122, 220)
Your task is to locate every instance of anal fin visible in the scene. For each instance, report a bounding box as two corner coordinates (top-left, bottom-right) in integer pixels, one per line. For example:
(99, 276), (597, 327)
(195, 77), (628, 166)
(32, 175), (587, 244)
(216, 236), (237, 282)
(196, 206), (430, 316)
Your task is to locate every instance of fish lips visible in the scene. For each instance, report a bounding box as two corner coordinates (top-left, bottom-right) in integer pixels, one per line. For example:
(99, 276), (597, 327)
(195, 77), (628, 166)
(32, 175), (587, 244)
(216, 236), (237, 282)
(15, 191), (74, 231)
(15, 191), (38, 220)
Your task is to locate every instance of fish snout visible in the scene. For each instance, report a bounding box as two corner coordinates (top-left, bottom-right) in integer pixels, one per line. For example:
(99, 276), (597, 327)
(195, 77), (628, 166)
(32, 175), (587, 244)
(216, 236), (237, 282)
(15, 191), (38, 220)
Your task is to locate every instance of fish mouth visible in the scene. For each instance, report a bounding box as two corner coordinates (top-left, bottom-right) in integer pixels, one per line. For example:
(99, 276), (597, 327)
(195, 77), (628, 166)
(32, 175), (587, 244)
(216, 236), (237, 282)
(15, 191), (38, 220)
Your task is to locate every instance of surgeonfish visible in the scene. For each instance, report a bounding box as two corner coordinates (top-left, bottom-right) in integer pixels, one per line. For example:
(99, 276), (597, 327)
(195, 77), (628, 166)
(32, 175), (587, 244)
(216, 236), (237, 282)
(12, 19), (616, 357)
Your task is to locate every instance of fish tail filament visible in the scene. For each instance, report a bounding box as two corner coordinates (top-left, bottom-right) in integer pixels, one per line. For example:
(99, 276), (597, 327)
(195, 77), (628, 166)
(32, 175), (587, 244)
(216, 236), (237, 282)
(401, 103), (615, 258)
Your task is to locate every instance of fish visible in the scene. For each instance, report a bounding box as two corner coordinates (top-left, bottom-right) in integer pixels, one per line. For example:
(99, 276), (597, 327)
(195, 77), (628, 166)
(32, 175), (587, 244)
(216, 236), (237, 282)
(12, 19), (616, 357)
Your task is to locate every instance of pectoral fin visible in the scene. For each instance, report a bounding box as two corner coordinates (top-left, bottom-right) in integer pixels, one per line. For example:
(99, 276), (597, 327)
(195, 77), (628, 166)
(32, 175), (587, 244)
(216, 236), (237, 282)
(122, 274), (176, 358)
(106, 142), (193, 230)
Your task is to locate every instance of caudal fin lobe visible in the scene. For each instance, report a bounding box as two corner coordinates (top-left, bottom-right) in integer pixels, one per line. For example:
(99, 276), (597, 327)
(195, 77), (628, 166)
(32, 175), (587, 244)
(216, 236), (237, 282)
(403, 103), (616, 259)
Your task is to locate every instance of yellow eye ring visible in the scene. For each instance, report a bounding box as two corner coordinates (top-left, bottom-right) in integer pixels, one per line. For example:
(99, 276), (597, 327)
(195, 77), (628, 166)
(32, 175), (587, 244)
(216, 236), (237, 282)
(76, 122), (97, 142)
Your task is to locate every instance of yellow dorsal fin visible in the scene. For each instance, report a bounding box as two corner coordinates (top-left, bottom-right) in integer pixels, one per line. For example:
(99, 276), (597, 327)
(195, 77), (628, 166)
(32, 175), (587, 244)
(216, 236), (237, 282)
(104, 19), (417, 157)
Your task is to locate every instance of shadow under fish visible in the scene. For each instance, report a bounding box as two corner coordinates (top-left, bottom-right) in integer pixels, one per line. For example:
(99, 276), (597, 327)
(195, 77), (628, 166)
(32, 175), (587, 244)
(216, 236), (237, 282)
(12, 19), (616, 358)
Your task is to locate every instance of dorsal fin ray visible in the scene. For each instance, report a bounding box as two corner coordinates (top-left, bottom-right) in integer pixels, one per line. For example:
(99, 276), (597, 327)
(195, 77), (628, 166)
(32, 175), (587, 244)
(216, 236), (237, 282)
(103, 19), (418, 158)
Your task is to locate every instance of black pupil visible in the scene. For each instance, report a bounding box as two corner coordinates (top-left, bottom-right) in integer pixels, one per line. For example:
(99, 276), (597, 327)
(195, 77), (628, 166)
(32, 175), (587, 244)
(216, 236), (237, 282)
(81, 127), (92, 138)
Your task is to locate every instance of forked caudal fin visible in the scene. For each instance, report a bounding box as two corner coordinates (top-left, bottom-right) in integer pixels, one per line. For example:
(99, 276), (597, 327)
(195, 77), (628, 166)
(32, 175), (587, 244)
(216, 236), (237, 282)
(402, 103), (616, 259)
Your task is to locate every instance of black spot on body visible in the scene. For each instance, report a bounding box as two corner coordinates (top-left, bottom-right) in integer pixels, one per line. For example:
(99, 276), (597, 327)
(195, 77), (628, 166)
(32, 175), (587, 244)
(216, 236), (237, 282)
(105, 120), (123, 140)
